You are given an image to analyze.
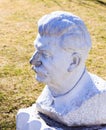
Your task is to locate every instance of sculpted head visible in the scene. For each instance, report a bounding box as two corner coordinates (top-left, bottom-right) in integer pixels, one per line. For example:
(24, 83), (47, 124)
(30, 11), (92, 95)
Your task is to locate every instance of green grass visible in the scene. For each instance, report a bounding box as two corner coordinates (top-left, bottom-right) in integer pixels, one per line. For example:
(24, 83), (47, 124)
(0, 0), (106, 129)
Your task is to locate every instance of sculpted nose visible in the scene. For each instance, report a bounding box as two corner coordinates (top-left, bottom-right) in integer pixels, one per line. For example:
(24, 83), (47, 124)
(29, 57), (34, 65)
(29, 52), (42, 67)
(29, 51), (38, 65)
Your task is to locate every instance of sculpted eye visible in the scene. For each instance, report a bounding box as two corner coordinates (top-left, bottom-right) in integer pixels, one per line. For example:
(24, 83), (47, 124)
(43, 53), (50, 58)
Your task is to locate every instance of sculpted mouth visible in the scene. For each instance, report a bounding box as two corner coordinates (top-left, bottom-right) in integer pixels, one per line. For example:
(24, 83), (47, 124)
(32, 66), (40, 74)
(32, 65), (48, 77)
(32, 66), (37, 72)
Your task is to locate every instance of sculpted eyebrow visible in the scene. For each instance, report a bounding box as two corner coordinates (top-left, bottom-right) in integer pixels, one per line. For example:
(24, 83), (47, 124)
(37, 47), (47, 52)
(35, 43), (51, 54)
(36, 46), (49, 52)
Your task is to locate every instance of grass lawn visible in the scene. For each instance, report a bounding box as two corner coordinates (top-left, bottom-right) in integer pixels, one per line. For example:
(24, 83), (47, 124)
(0, 0), (106, 129)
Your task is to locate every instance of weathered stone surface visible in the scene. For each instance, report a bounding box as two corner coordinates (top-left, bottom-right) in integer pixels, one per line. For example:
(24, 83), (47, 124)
(16, 11), (106, 130)
(39, 113), (106, 130)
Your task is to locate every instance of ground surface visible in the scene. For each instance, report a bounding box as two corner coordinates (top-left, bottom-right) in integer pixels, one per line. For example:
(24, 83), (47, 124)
(0, 0), (106, 129)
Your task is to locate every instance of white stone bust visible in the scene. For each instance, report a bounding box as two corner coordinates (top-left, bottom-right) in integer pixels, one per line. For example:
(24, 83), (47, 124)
(17, 11), (106, 130)
(30, 11), (92, 97)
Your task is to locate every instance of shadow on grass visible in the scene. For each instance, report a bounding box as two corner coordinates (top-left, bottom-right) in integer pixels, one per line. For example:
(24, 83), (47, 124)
(68, 0), (106, 6)
(96, 0), (106, 5)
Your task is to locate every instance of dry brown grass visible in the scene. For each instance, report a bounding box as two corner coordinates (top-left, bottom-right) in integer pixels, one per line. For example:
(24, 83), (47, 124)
(0, 0), (106, 129)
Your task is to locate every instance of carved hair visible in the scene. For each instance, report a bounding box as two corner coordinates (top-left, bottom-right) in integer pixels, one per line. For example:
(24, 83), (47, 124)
(38, 11), (91, 59)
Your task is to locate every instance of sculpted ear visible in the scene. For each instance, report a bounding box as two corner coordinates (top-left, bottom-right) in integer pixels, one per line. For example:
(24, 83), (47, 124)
(68, 53), (80, 72)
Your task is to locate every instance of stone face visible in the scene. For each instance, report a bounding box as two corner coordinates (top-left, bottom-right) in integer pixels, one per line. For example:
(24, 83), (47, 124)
(16, 11), (106, 130)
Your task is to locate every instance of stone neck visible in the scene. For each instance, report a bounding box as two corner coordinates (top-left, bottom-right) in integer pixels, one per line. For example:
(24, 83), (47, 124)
(48, 66), (86, 97)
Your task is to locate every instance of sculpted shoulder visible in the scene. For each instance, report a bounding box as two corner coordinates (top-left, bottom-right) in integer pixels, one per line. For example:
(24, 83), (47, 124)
(89, 72), (106, 92)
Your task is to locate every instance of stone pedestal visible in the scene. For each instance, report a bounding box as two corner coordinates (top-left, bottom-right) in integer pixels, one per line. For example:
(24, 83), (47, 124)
(16, 104), (106, 130)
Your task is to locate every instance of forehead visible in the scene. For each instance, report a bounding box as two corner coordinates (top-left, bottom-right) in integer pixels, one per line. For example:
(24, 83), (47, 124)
(34, 34), (59, 51)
